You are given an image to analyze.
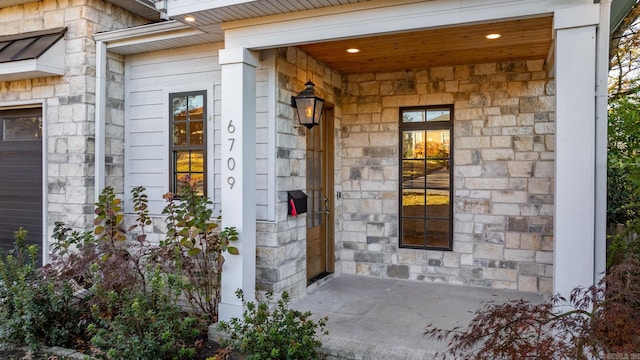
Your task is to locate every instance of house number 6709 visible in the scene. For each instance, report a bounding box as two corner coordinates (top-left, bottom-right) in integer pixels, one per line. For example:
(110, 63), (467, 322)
(227, 120), (236, 189)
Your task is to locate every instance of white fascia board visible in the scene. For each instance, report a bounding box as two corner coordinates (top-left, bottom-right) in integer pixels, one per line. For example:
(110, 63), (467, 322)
(223, 0), (589, 49)
(0, 39), (65, 81)
(166, 0), (254, 17)
(554, 4), (600, 29)
(94, 20), (203, 50)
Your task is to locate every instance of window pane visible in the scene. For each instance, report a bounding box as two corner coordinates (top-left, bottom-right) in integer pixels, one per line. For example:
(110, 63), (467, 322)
(173, 122), (187, 145)
(190, 151), (204, 172)
(190, 173), (204, 195)
(426, 219), (449, 248)
(426, 189), (449, 218)
(402, 218), (425, 246)
(173, 97), (188, 120)
(426, 108), (450, 122)
(426, 160), (450, 190)
(3, 117), (41, 141)
(175, 151), (190, 172)
(426, 130), (450, 159)
(175, 173), (188, 189)
(190, 121), (204, 145)
(402, 130), (425, 159)
(402, 110), (424, 123)
(402, 160), (425, 188)
(188, 95), (204, 120)
(402, 189), (425, 218)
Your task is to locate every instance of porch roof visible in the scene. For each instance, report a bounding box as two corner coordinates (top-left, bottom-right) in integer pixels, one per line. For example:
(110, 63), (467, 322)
(99, 0), (634, 75)
(0, 27), (66, 82)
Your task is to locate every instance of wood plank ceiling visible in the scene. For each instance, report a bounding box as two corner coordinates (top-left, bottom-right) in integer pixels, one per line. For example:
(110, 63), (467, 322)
(298, 16), (553, 74)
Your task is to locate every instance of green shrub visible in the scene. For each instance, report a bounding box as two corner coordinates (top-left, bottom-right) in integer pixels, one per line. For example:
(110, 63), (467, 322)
(0, 228), (84, 351)
(162, 177), (239, 322)
(218, 290), (328, 360)
(88, 266), (202, 360)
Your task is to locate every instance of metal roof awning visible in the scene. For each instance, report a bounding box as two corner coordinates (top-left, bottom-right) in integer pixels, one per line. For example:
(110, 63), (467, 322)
(0, 27), (67, 82)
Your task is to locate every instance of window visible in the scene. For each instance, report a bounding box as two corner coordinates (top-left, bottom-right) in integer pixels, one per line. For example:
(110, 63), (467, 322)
(399, 105), (453, 250)
(169, 91), (206, 195)
(1, 108), (42, 141)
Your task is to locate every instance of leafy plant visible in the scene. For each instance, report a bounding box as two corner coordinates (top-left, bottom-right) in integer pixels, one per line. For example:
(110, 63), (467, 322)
(218, 289), (328, 360)
(425, 255), (640, 359)
(161, 176), (239, 322)
(88, 266), (202, 360)
(45, 182), (239, 358)
(0, 228), (84, 351)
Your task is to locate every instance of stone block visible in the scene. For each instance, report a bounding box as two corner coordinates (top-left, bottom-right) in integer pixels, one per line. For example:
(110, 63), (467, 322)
(535, 251), (553, 264)
(456, 199), (490, 213)
(483, 268), (517, 281)
(430, 66), (454, 80)
(492, 203), (520, 216)
(492, 190), (527, 203)
(539, 277), (553, 295)
(482, 148), (515, 161)
(456, 165), (481, 177)
(513, 135), (533, 151)
(507, 161), (533, 177)
(472, 63), (496, 75)
(518, 263), (545, 276)
(465, 178), (509, 190)
(481, 161), (507, 176)
(534, 122), (554, 134)
(491, 136), (512, 148)
(387, 264), (409, 279)
(518, 276), (538, 292)
(504, 249), (535, 262)
(475, 243), (503, 259)
(356, 262), (371, 275)
(528, 178), (551, 194)
(534, 161), (554, 177)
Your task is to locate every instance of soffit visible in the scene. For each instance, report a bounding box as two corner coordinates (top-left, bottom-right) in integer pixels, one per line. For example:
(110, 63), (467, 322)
(298, 16), (553, 74)
(104, 0), (163, 21)
(0, 0), (35, 7)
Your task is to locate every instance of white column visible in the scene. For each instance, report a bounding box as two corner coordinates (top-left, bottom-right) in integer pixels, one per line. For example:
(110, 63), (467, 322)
(95, 40), (107, 201)
(594, 0), (612, 284)
(553, 5), (599, 297)
(218, 47), (258, 322)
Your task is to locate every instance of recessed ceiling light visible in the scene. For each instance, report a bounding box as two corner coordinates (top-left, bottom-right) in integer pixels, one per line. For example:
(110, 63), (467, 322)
(486, 33), (501, 39)
(346, 48), (360, 53)
(185, 15), (196, 22)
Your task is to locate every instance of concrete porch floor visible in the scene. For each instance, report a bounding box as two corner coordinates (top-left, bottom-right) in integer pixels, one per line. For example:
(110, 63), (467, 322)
(291, 274), (545, 360)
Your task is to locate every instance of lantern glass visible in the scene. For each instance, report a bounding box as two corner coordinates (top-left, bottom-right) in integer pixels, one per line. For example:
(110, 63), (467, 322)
(292, 81), (324, 129)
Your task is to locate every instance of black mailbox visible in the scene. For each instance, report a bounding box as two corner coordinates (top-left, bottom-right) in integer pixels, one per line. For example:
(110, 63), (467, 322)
(287, 190), (308, 216)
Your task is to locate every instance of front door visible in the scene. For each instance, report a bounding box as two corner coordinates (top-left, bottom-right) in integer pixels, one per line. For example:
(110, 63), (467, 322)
(306, 105), (334, 283)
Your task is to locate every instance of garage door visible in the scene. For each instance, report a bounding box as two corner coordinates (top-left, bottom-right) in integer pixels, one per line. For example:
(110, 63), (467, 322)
(0, 108), (42, 263)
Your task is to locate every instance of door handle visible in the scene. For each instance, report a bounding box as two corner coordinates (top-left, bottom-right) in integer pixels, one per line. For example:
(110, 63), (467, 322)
(324, 196), (330, 215)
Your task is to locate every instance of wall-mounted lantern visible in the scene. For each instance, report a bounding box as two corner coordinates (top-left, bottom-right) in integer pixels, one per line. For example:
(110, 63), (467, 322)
(291, 81), (324, 129)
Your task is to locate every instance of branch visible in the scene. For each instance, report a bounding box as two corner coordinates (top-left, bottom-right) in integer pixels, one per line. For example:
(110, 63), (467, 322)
(610, 1), (640, 66)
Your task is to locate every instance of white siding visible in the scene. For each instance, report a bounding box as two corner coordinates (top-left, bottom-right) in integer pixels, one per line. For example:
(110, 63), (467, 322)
(124, 43), (274, 221)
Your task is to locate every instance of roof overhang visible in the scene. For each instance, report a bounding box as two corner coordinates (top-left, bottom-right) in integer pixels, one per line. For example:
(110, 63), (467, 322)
(0, 28), (67, 82)
(610, 0), (637, 33)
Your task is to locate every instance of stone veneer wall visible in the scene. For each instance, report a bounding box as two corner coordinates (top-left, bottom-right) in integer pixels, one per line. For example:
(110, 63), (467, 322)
(0, 0), (146, 240)
(255, 47), (343, 299)
(340, 60), (555, 294)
